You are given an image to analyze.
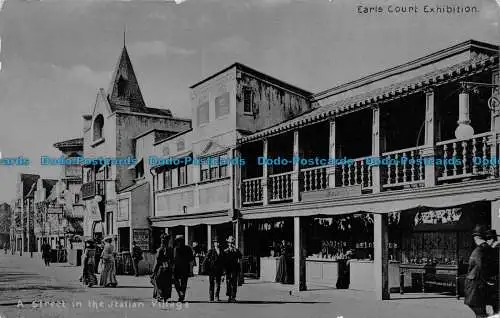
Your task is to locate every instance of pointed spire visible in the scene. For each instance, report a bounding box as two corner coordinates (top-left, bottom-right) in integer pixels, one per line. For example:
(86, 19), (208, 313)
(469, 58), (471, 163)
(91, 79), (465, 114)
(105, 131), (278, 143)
(123, 24), (126, 48)
(107, 35), (145, 108)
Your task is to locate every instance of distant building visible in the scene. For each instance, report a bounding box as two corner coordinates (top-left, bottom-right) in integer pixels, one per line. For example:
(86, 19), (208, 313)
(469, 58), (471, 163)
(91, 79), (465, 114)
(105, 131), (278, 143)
(0, 202), (12, 247)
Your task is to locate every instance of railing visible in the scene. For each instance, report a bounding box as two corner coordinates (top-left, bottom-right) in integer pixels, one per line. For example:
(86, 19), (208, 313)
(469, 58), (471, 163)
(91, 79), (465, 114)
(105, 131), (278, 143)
(336, 157), (372, 189)
(436, 132), (495, 182)
(242, 177), (264, 205)
(382, 146), (426, 188)
(300, 165), (329, 192)
(269, 171), (293, 202)
(81, 182), (95, 200)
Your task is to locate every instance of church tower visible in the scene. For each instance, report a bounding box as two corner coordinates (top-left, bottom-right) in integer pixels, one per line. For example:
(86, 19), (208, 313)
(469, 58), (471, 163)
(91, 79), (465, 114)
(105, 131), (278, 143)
(107, 44), (146, 108)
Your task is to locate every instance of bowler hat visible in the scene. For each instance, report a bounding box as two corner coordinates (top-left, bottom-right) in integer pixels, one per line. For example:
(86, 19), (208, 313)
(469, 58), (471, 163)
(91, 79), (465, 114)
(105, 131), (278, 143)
(226, 236), (235, 243)
(472, 224), (488, 238)
(486, 229), (499, 239)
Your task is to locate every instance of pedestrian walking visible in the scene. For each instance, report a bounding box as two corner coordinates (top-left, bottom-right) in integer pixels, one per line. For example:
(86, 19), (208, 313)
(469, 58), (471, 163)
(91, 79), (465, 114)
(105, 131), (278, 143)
(464, 225), (490, 318)
(41, 240), (51, 266)
(276, 240), (293, 284)
(132, 241), (143, 277)
(224, 236), (242, 303)
(203, 236), (225, 302)
(95, 242), (102, 274)
(99, 236), (118, 287)
(80, 239), (98, 287)
(173, 234), (194, 302)
(151, 233), (174, 302)
(3, 242), (8, 254)
(486, 229), (499, 315)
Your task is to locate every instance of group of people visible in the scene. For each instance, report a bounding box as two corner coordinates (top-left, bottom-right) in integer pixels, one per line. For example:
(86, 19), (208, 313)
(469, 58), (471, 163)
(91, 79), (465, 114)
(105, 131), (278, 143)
(151, 233), (242, 303)
(80, 235), (119, 288)
(464, 225), (499, 318)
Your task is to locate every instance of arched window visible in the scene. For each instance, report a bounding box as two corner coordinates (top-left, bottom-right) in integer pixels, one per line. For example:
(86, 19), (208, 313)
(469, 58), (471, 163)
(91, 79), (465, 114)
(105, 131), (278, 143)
(93, 114), (104, 141)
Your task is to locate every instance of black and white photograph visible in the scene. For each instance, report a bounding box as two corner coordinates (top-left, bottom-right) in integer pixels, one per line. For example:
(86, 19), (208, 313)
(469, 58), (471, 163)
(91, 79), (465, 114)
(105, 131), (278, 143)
(0, 0), (499, 317)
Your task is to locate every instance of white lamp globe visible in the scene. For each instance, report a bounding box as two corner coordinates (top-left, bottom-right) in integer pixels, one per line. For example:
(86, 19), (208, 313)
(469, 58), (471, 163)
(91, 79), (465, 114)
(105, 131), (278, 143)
(454, 124), (474, 140)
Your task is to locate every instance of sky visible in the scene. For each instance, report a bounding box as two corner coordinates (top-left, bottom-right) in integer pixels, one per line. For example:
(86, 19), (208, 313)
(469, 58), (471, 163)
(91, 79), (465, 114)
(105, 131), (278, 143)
(0, 0), (498, 203)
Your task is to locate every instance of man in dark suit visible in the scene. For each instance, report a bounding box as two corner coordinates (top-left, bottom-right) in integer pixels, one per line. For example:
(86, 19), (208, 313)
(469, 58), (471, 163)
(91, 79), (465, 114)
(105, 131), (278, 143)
(203, 237), (225, 302)
(464, 225), (490, 318)
(173, 235), (194, 302)
(224, 236), (242, 303)
(131, 241), (143, 277)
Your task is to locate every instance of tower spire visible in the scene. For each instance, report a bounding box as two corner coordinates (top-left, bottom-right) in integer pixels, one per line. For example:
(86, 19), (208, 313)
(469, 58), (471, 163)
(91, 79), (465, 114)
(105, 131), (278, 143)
(123, 24), (126, 47)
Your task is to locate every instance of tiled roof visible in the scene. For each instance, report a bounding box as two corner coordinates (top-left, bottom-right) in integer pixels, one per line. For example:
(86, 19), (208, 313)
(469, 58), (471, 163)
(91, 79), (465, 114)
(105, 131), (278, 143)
(238, 54), (498, 144)
(110, 103), (173, 117)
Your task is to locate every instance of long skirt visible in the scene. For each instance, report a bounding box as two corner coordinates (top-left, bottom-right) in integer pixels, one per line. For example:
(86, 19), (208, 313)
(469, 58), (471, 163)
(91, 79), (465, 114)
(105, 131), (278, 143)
(152, 268), (172, 301)
(82, 262), (98, 287)
(276, 255), (292, 284)
(99, 259), (118, 287)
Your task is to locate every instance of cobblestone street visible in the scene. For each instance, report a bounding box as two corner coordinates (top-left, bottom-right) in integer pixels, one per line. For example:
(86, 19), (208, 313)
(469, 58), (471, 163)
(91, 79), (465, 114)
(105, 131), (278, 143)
(0, 254), (477, 318)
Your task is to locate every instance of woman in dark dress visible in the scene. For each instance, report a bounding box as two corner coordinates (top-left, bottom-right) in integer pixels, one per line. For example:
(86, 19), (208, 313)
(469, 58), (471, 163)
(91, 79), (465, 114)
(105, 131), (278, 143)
(81, 240), (98, 287)
(276, 240), (292, 284)
(151, 233), (174, 302)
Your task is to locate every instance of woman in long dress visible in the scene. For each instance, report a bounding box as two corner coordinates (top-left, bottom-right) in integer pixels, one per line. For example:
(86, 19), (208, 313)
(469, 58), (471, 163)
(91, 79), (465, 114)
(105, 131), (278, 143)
(275, 240), (292, 284)
(99, 236), (118, 287)
(81, 240), (98, 287)
(151, 233), (174, 301)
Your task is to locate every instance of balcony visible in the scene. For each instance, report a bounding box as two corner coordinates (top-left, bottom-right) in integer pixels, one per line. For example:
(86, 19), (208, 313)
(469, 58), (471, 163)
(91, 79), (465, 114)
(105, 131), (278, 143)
(81, 180), (105, 200)
(241, 132), (499, 206)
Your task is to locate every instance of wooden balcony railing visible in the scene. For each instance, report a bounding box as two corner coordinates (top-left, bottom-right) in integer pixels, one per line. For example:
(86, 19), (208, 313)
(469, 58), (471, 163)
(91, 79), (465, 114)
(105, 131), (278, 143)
(269, 171), (293, 202)
(300, 165), (329, 192)
(242, 177), (263, 205)
(382, 146), (426, 188)
(436, 132), (495, 182)
(81, 182), (95, 200)
(337, 157), (372, 189)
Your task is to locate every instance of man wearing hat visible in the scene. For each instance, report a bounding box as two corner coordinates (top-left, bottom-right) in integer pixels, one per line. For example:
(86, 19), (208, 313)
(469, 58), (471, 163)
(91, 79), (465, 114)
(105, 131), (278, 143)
(464, 225), (491, 318)
(203, 236), (225, 302)
(486, 229), (499, 314)
(131, 241), (143, 277)
(173, 234), (194, 302)
(224, 235), (242, 302)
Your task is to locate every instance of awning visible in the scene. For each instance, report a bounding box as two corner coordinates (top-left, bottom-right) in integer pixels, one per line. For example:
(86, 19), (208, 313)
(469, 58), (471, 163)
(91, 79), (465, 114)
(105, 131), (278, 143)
(241, 181), (500, 220)
(150, 211), (231, 227)
(128, 158), (143, 170)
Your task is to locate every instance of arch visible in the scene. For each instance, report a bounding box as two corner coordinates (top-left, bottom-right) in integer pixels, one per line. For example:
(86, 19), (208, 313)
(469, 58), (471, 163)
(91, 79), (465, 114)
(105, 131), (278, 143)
(93, 114), (104, 141)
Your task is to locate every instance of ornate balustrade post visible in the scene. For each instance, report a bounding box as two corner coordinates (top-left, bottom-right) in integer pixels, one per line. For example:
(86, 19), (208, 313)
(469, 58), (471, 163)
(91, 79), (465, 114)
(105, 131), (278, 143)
(328, 119), (336, 188)
(292, 130), (300, 202)
(423, 87), (437, 187)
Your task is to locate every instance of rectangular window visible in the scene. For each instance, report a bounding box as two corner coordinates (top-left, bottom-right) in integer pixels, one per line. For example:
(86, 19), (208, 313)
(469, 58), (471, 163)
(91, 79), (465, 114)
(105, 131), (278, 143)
(135, 161), (144, 179)
(219, 157), (228, 178)
(164, 170), (172, 189)
(197, 101), (209, 126)
(74, 194), (80, 204)
(243, 88), (253, 114)
(178, 165), (187, 186)
(200, 162), (209, 182)
(158, 170), (164, 190)
(215, 92), (230, 118)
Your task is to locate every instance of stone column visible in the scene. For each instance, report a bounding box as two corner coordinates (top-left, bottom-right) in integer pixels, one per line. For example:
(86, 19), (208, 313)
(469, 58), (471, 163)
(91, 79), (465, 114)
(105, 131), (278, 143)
(424, 88), (437, 187)
(372, 106), (382, 193)
(262, 139), (269, 205)
(292, 130), (300, 202)
(328, 119), (336, 188)
(373, 213), (390, 300)
(293, 216), (306, 291)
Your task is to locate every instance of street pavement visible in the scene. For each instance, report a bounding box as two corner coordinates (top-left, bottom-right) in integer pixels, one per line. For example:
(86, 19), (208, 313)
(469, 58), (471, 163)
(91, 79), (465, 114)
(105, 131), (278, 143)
(0, 253), (480, 318)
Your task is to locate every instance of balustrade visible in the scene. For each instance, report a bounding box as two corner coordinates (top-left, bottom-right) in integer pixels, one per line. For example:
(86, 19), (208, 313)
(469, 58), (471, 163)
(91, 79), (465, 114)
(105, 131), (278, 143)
(382, 146), (426, 188)
(436, 132), (494, 182)
(241, 177), (263, 205)
(300, 166), (328, 192)
(269, 171), (293, 202)
(336, 157), (372, 189)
